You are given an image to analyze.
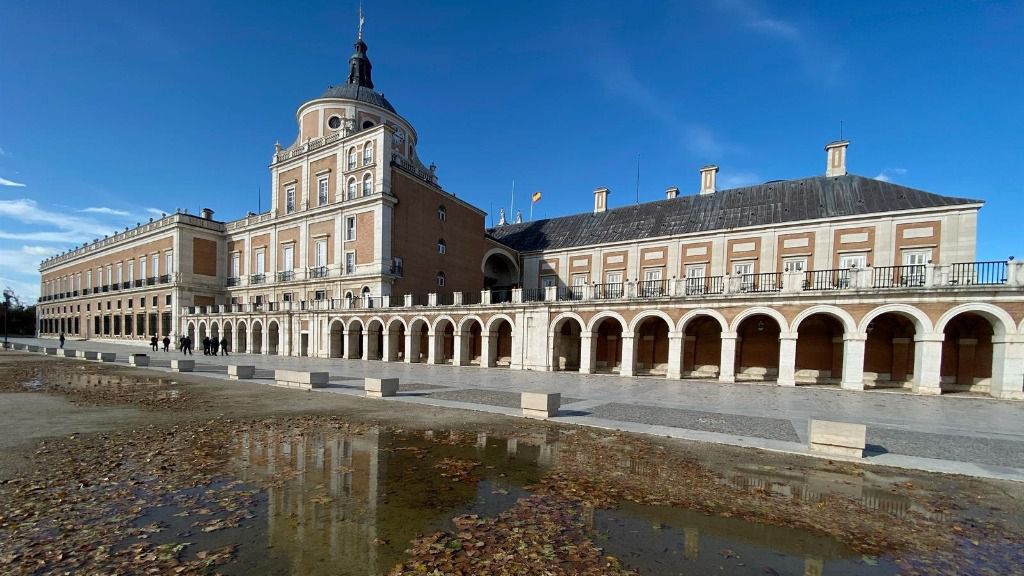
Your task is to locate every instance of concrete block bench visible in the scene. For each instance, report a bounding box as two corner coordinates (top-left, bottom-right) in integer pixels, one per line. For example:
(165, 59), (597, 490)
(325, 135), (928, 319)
(27, 345), (41, 353)
(170, 359), (194, 372)
(58, 349), (76, 358)
(95, 352), (116, 363)
(12, 343), (26, 351)
(809, 419), (866, 459)
(128, 354), (150, 367)
(365, 377), (399, 398)
(76, 350), (89, 359)
(228, 365), (255, 380)
(44, 347), (58, 355)
(274, 370), (328, 390)
(521, 392), (561, 419)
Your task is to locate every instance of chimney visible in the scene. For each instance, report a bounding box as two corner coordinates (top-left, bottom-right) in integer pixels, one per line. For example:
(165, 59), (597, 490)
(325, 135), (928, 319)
(825, 140), (849, 177)
(699, 165), (718, 195)
(200, 208), (214, 220)
(593, 187), (609, 213)
(665, 186), (679, 199)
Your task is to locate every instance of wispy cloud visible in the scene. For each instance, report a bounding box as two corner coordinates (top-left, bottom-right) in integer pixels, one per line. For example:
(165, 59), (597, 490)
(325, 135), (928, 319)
(0, 198), (111, 245)
(874, 168), (908, 183)
(146, 207), (168, 217)
(0, 146), (8, 157)
(81, 206), (131, 217)
(721, 172), (762, 189)
(0, 177), (26, 187)
(0, 275), (40, 304)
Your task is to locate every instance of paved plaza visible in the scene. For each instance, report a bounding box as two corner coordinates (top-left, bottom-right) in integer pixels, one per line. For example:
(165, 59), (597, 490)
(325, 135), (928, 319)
(8, 336), (1024, 482)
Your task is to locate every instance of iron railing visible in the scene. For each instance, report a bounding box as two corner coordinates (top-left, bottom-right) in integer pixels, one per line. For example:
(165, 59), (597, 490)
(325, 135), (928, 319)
(462, 291), (482, 305)
(226, 277), (240, 287)
(873, 265), (925, 289)
(739, 273), (782, 293)
(684, 276), (725, 296)
(637, 279), (669, 298)
(490, 289), (513, 304)
(146, 277), (156, 286)
(249, 273), (266, 285)
(308, 266), (329, 279)
(593, 283), (624, 299)
(803, 269), (853, 291)
(557, 286), (585, 301)
(522, 288), (547, 302)
(435, 292), (455, 306)
(278, 271), (295, 282)
(950, 261), (1007, 286)
(159, 274), (171, 284)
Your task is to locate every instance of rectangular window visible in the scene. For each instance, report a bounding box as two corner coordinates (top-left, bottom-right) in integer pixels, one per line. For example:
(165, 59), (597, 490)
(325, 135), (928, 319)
(86, 270), (92, 288)
(139, 297), (145, 307)
(643, 268), (662, 282)
(116, 263), (123, 284)
(571, 274), (588, 286)
(541, 276), (557, 288)
(165, 295), (171, 306)
(285, 187), (295, 214)
(314, 290), (326, 300)
(152, 296), (158, 307)
(732, 262), (754, 276)
(151, 255), (159, 277)
(345, 216), (356, 241)
(140, 258), (146, 281)
(128, 299), (132, 309)
(345, 252), (355, 274)
(255, 251), (266, 274)
(105, 265), (112, 286)
(839, 253), (867, 269)
(318, 176), (329, 206)
(166, 251), (173, 275)
(315, 239), (327, 267)
(782, 257), (806, 273)
(283, 292), (293, 302)
(605, 271), (622, 285)
(230, 253), (240, 278)
(128, 261), (134, 282)
(902, 249), (931, 266)
(282, 245), (294, 271)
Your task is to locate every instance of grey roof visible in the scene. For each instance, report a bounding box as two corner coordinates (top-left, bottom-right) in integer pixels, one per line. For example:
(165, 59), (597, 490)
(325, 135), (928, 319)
(319, 83), (396, 113)
(486, 174), (981, 253)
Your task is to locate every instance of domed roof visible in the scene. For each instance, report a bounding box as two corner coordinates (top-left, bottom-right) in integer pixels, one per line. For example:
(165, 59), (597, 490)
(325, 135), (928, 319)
(319, 83), (396, 113)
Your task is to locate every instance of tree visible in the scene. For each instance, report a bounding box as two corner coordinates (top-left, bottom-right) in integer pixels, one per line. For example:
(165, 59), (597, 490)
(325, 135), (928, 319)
(3, 288), (36, 340)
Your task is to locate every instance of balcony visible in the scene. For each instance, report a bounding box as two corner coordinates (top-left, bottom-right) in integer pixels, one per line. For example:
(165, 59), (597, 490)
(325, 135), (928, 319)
(803, 269), (852, 291)
(159, 274), (171, 284)
(388, 263), (404, 277)
(101, 285), (110, 293)
(111, 283), (120, 291)
(121, 282), (131, 290)
(950, 261), (1007, 286)
(308, 266), (329, 279)
(277, 270), (295, 282)
(134, 279), (144, 288)
(872, 265), (925, 289)
(249, 273), (266, 285)
(227, 277), (240, 287)
(146, 277), (156, 286)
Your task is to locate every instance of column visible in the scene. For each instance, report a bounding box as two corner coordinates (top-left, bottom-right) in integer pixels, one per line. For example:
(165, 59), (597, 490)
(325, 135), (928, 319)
(840, 335), (866, 390)
(361, 330), (370, 361)
(776, 333), (798, 386)
(619, 335), (636, 377)
(718, 332), (737, 383)
(403, 331), (416, 363)
(579, 333), (595, 374)
(666, 333), (683, 379)
(912, 334), (944, 395)
(427, 331), (440, 364)
(452, 330), (467, 366)
(480, 332), (493, 368)
(991, 335), (1024, 399)
(382, 330), (393, 362)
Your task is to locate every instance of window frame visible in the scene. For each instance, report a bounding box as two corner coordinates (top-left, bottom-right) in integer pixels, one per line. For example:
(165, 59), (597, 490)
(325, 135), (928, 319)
(345, 216), (356, 241)
(436, 271), (446, 287)
(317, 175), (329, 206)
(285, 186), (296, 214)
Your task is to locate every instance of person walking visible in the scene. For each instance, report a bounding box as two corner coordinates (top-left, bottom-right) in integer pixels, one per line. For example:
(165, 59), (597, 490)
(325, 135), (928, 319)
(202, 336), (210, 355)
(59, 333), (65, 349)
(183, 336), (193, 355)
(150, 335), (158, 351)
(211, 337), (219, 356)
(220, 336), (229, 356)
(162, 336), (170, 352)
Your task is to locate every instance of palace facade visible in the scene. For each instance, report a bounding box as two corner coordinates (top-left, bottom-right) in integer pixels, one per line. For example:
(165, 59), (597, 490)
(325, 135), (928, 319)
(37, 31), (1024, 399)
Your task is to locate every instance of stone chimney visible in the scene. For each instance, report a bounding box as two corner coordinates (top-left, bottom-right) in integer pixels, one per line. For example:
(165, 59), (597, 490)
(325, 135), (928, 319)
(200, 208), (214, 220)
(593, 187), (610, 213)
(825, 140), (849, 177)
(665, 186), (679, 199)
(699, 165), (718, 195)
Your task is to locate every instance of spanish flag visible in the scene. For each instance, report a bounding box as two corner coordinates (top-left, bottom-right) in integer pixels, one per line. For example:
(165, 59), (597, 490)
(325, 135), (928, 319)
(531, 191), (542, 203)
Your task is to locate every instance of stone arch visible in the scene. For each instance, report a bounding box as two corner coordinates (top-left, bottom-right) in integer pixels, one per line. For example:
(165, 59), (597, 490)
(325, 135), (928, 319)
(793, 312), (848, 385)
(481, 248), (520, 290)
(431, 314), (457, 333)
(328, 318), (345, 358)
(589, 312), (626, 373)
(791, 305), (858, 336)
(734, 312), (783, 382)
(485, 313), (516, 333)
(458, 314), (485, 332)
(384, 317), (406, 361)
(235, 320), (247, 353)
(186, 321), (196, 344)
(677, 309), (729, 334)
(365, 317), (385, 361)
(251, 320), (263, 355)
(221, 321), (232, 353)
(858, 304), (933, 335)
(431, 316), (456, 364)
(633, 313), (672, 376)
(457, 316), (484, 366)
(629, 309), (676, 334)
(936, 308), (1008, 392)
(934, 303), (1014, 338)
(210, 321), (220, 345)
(407, 316), (431, 363)
(586, 311), (628, 334)
(729, 307), (790, 334)
(198, 321), (208, 344)
(550, 312), (585, 372)
(345, 317), (363, 359)
(861, 308), (921, 389)
(679, 311), (725, 380)
(267, 320), (280, 355)
(486, 314), (514, 368)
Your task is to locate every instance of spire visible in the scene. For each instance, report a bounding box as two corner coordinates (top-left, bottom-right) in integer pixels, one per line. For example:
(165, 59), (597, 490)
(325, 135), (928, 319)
(347, 6), (373, 88)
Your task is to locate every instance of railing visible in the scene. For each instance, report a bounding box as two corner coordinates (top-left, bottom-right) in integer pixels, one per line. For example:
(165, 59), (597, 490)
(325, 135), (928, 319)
(637, 279), (669, 298)
(558, 286), (585, 301)
(111, 283), (120, 291)
(684, 276), (725, 296)
(226, 277), (240, 287)
(873, 265), (925, 289)
(593, 283), (624, 299)
(309, 266), (329, 279)
(134, 279), (144, 288)
(389, 263), (404, 277)
(249, 273), (266, 285)
(411, 294), (429, 307)
(490, 289), (513, 304)
(803, 269), (852, 291)
(82, 288), (91, 296)
(277, 271), (295, 282)
(159, 274), (170, 284)
(101, 285), (110, 293)
(522, 288), (547, 302)
(463, 291), (482, 305)
(739, 273), (782, 293)
(950, 261), (1007, 286)
(146, 277), (156, 286)
(121, 282), (131, 290)
(436, 292), (454, 306)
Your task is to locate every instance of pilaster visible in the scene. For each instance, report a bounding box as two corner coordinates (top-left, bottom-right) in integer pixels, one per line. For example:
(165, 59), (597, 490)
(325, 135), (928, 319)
(840, 335), (867, 390)
(667, 333), (683, 379)
(776, 333), (798, 386)
(912, 334), (945, 395)
(719, 332), (737, 383)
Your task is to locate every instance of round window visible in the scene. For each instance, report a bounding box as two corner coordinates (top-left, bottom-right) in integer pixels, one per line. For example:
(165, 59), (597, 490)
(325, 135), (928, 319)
(328, 116), (342, 129)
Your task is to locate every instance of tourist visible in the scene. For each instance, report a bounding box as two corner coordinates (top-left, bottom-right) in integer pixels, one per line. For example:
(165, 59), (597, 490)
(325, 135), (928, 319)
(162, 336), (170, 352)
(183, 336), (193, 355)
(150, 336), (158, 351)
(202, 336), (210, 355)
(211, 338), (219, 356)
(59, 333), (65, 348)
(220, 336), (229, 356)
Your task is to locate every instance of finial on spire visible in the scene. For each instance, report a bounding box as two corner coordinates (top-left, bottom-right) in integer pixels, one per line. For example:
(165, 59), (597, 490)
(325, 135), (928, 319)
(358, 2), (365, 40)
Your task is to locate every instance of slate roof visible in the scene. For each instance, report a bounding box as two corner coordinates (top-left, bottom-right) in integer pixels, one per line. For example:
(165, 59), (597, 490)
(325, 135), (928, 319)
(486, 174), (981, 253)
(319, 83), (397, 113)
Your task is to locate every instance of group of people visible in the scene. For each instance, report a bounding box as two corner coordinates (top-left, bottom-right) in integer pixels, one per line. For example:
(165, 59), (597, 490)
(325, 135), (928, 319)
(174, 335), (229, 356)
(149, 335), (171, 352)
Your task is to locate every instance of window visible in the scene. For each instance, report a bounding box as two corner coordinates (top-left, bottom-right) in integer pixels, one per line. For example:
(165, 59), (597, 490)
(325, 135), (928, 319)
(139, 259), (146, 281)
(314, 290), (326, 300)
(605, 271), (622, 285)
(285, 187), (295, 214)
(151, 254), (159, 277)
(732, 262), (754, 276)
(437, 238), (446, 254)
(230, 253), (240, 278)
(139, 297), (145, 307)
(282, 245), (294, 271)
(643, 268), (663, 282)
(128, 261), (134, 282)
(437, 205), (447, 222)
(362, 120), (374, 129)
(839, 253), (867, 269)
(152, 296), (158, 307)
(541, 276), (557, 288)
(436, 271), (446, 287)
(782, 257), (806, 273)
(165, 251), (173, 275)
(903, 249), (931, 266)
(685, 265), (705, 279)
(86, 270), (92, 288)
(283, 292), (293, 302)
(318, 176), (329, 206)
(116, 300), (121, 309)
(362, 173), (373, 196)
(116, 263), (123, 285)
(345, 216), (356, 240)
(314, 239), (327, 267)
(105, 265), (112, 286)
(255, 251), (266, 274)
(347, 178), (357, 200)
(345, 252), (355, 274)
(363, 143), (373, 165)
(127, 299), (133, 309)
(347, 147), (357, 170)
(107, 301), (111, 310)
(165, 295), (171, 305)
(328, 115), (342, 130)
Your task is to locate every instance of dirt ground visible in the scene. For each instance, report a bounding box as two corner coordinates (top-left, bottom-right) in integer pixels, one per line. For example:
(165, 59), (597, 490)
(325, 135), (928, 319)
(1, 352), (1023, 575)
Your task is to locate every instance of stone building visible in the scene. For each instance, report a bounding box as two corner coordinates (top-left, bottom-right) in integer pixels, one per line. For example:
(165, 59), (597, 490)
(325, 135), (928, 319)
(37, 29), (1024, 399)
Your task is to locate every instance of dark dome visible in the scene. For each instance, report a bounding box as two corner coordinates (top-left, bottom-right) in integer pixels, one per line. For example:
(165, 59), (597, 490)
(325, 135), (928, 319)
(319, 83), (396, 113)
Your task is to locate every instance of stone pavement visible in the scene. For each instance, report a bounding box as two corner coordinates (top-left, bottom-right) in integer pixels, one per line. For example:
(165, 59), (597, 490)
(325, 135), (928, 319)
(9, 336), (1024, 482)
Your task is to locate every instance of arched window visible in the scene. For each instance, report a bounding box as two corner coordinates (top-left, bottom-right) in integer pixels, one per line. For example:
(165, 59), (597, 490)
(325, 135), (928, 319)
(347, 147), (357, 170)
(437, 238), (446, 254)
(363, 143), (373, 165)
(362, 173), (373, 196)
(362, 120), (374, 130)
(347, 177), (357, 200)
(437, 205), (447, 222)
(436, 271), (446, 287)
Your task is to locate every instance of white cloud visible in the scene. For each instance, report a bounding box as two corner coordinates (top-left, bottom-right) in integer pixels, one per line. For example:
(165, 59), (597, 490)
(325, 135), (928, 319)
(0, 198), (111, 245)
(145, 207), (168, 217)
(0, 275), (40, 304)
(81, 206), (131, 217)
(0, 146), (7, 157)
(0, 177), (26, 187)
(0, 245), (58, 271)
(721, 172), (762, 189)
(874, 168), (908, 183)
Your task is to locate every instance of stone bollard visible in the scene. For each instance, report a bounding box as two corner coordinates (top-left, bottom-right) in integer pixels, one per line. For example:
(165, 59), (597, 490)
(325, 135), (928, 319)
(808, 419), (866, 458)
(27, 345), (41, 353)
(274, 369), (328, 390)
(96, 352), (116, 363)
(129, 354), (150, 367)
(58, 349), (76, 358)
(76, 350), (89, 359)
(228, 365), (255, 380)
(364, 377), (399, 398)
(171, 359), (195, 372)
(44, 347), (58, 355)
(521, 392), (561, 419)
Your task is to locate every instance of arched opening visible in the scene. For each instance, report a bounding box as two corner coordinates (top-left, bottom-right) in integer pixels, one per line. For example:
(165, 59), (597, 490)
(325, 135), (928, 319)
(483, 251), (518, 290)
(366, 320), (384, 361)
(407, 319), (429, 363)
(432, 319), (455, 364)
(199, 322), (208, 344)
(187, 322), (196, 345)
(681, 316), (723, 379)
(329, 320), (345, 358)
(210, 322), (220, 342)
(268, 322), (280, 355)
(552, 317), (582, 372)
(346, 321), (364, 359)
(593, 317), (624, 373)
(459, 319), (483, 366)
(251, 321), (263, 355)
(863, 313), (917, 388)
(487, 318), (513, 367)
(735, 314), (781, 382)
(940, 312), (994, 393)
(235, 322), (246, 353)
(386, 320), (405, 361)
(795, 314), (845, 385)
(634, 316), (671, 376)
(222, 323), (233, 353)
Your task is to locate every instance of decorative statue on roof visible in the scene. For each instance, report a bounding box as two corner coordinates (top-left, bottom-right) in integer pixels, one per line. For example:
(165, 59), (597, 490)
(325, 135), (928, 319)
(515, 209), (523, 224)
(498, 208), (507, 226)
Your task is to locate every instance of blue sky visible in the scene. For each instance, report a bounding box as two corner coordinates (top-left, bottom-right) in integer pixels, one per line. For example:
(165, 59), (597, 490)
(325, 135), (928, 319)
(1, 1), (1022, 302)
